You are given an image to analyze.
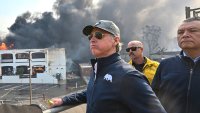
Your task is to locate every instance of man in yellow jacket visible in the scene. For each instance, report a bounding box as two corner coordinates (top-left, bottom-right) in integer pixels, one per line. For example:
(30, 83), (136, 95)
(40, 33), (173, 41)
(127, 40), (159, 84)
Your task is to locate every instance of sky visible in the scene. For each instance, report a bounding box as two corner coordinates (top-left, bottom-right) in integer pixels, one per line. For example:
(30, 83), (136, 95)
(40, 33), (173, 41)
(0, 0), (200, 62)
(0, 0), (199, 35)
(0, 0), (199, 36)
(0, 0), (55, 34)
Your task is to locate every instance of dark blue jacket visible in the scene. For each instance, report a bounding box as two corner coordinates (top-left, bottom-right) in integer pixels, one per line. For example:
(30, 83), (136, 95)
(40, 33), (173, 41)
(152, 51), (200, 113)
(62, 53), (166, 113)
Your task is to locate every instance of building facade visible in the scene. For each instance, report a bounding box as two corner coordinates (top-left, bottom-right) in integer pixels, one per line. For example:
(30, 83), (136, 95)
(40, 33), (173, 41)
(0, 48), (66, 84)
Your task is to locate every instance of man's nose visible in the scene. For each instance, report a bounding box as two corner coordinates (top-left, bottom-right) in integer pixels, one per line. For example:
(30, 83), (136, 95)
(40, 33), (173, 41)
(182, 30), (190, 37)
(129, 52), (134, 56)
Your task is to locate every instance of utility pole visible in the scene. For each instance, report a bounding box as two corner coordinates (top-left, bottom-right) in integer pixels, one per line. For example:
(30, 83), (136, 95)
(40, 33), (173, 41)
(28, 51), (32, 105)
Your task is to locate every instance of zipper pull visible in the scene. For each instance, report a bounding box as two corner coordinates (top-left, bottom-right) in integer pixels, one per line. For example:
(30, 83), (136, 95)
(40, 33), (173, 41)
(190, 68), (193, 75)
(94, 63), (97, 81)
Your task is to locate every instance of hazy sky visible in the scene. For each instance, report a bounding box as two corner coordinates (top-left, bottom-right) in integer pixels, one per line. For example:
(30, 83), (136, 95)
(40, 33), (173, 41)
(0, 0), (55, 34)
(0, 0), (200, 61)
(0, 0), (199, 35)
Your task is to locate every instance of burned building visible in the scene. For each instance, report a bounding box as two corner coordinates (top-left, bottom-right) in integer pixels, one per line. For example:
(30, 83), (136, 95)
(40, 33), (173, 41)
(0, 48), (66, 84)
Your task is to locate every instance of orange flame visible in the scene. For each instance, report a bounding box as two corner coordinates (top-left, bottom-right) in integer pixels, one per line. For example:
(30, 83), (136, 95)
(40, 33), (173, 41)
(0, 42), (14, 50)
(0, 43), (8, 50)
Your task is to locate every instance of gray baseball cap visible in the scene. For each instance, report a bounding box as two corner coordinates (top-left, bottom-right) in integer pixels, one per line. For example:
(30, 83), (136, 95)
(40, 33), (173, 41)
(82, 20), (120, 36)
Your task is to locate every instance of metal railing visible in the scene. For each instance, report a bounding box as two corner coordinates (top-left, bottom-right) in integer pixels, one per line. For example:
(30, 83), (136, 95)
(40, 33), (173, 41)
(43, 106), (81, 113)
(185, 6), (200, 18)
(42, 89), (86, 113)
(43, 105), (76, 113)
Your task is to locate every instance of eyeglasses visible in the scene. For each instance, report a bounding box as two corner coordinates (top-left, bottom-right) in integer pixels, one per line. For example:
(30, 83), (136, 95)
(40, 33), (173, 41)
(126, 47), (141, 52)
(88, 32), (112, 41)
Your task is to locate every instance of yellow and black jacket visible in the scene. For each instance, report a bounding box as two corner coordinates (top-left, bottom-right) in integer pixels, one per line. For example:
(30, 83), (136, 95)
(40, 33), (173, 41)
(128, 57), (159, 84)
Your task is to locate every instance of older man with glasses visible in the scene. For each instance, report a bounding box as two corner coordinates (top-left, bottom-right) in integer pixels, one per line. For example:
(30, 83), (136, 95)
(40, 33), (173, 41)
(49, 20), (166, 113)
(126, 40), (159, 84)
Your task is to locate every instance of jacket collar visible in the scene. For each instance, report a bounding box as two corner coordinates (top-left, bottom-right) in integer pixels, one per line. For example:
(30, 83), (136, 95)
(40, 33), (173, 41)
(129, 57), (150, 65)
(90, 53), (121, 73)
(179, 50), (192, 60)
(179, 51), (195, 67)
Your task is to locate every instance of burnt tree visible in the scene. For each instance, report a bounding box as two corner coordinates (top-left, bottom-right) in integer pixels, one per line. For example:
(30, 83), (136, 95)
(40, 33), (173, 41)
(142, 25), (166, 58)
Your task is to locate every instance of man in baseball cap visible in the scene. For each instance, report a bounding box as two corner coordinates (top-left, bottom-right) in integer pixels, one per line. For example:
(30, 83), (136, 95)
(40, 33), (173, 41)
(49, 20), (166, 113)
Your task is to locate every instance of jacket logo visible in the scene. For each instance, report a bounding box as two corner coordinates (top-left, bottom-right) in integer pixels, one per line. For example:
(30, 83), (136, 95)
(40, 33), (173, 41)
(104, 74), (112, 82)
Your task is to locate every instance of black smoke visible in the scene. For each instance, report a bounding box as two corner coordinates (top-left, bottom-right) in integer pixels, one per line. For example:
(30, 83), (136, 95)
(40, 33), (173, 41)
(4, 0), (194, 62)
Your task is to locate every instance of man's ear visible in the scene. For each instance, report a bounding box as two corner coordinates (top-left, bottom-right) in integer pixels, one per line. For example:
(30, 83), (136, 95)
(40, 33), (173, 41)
(140, 47), (144, 52)
(114, 36), (120, 45)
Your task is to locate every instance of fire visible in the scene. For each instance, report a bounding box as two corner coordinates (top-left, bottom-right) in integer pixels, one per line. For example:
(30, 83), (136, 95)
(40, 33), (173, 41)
(0, 43), (8, 50)
(0, 42), (14, 50)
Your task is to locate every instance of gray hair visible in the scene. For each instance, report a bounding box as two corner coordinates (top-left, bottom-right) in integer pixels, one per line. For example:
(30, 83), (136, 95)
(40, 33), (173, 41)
(116, 42), (123, 53)
(184, 17), (200, 22)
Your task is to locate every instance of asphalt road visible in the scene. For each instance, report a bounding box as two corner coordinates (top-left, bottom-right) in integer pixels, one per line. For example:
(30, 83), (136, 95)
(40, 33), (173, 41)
(0, 78), (86, 104)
